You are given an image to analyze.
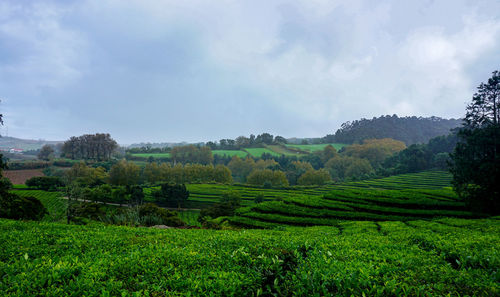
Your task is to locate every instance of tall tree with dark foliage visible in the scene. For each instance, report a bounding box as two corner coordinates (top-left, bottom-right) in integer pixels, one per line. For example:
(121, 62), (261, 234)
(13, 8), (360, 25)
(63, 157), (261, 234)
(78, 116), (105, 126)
(450, 70), (499, 214)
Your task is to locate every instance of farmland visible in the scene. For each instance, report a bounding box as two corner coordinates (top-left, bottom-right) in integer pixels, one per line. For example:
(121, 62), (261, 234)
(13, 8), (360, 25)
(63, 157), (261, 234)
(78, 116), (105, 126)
(143, 170), (454, 209)
(285, 143), (347, 152)
(0, 218), (498, 296)
(3, 169), (44, 184)
(243, 148), (282, 157)
(13, 190), (66, 222)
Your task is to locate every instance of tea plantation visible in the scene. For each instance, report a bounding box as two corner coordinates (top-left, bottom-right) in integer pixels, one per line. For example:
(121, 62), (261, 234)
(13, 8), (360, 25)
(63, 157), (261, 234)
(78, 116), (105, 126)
(0, 218), (498, 296)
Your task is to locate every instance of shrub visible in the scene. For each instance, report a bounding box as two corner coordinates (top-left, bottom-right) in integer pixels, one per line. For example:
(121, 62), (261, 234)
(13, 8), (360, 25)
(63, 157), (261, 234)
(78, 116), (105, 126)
(26, 176), (65, 191)
(0, 192), (48, 220)
(138, 203), (185, 227)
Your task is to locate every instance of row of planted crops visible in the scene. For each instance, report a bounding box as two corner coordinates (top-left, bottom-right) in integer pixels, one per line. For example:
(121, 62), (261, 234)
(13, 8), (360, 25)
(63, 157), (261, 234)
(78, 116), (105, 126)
(0, 217), (498, 296)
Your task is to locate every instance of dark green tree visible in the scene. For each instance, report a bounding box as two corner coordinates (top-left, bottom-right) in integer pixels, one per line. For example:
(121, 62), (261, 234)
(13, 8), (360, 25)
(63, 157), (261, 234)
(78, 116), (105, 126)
(450, 70), (499, 214)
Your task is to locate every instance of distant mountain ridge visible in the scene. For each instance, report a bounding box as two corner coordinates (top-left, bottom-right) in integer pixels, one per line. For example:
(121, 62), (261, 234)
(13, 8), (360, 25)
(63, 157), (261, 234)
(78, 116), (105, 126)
(0, 136), (62, 151)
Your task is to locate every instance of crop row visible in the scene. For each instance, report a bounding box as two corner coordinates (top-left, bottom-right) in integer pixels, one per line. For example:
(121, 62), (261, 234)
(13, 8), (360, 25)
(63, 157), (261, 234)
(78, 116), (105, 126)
(1, 217), (498, 296)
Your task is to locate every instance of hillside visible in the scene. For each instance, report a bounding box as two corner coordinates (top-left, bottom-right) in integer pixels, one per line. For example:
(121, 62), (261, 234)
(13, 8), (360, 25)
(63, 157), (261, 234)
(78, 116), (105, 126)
(0, 136), (62, 151)
(324, 115), (461, 145)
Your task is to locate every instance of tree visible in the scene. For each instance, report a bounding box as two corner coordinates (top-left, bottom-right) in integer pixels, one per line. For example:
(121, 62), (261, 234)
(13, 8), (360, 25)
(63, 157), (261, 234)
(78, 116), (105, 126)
(109, 160), (140, 186)
(152, 183), (189, 208)
(38, 144), (55, 161)
(297, 169), (331, 186)
(450, 70), (499, 214)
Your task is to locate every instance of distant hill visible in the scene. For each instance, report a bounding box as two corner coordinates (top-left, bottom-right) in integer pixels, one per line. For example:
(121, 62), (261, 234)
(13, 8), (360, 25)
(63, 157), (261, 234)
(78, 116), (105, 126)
(324, 115), (461, 145)
(0, 136), (62, 151)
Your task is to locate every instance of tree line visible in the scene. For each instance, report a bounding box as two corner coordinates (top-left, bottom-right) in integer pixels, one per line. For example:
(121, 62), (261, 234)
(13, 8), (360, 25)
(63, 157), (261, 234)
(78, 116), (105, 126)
(324, 115), (461, 145)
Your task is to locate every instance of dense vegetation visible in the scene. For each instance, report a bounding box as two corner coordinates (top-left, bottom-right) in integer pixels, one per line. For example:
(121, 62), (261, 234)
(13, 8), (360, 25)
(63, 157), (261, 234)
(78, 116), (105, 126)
(324, 115), (461, 145)
(0, 218), (497, 296)
(450, 70), (500, 214)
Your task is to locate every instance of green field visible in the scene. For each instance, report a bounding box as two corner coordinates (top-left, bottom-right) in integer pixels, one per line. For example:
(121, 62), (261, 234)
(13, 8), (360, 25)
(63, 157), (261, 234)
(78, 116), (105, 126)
(212, 150), (249, 157)
(244, 148), (282, 157)
(285, 143), (347, 152)
(0, 218), (497, 296)
(130, 153), (171, 158)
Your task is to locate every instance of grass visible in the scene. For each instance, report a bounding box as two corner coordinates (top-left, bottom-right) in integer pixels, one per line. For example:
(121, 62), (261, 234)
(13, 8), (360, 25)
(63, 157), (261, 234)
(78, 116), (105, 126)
(130, 153), (171, 158)
(212, 150), (248, 157)
(0, 218), (498, 296)
(244, 148), (281, 157)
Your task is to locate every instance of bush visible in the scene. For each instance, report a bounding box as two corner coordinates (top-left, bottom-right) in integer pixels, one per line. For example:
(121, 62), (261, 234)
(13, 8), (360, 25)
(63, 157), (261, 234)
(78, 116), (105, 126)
(0, 192), (48, 220)
(74, 202), (106, 221)
(152, 184), (189, 208)
(26, 176), (65, 191)
(138, 203), (185, 227)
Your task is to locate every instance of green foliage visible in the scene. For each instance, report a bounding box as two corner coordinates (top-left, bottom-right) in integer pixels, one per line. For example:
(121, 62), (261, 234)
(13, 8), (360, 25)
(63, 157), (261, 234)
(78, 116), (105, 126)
(247, 169), (289, 187)
(37, 144), (55, 161)
(25, 176), (64, 191)
(297, 169), (331, 185)
(0, 192), (47, 221)
(152, 184), (189, 208)
(0, 218), (497, 296)
(171, 145), (213, 165)
(326, 115), (461, 145)
(137, 203), (185, 227)
(61, 133), (118, 161)
(109, 160), (140, 186)
(450, 70), (500, 214)
(13, 190), (66, 222)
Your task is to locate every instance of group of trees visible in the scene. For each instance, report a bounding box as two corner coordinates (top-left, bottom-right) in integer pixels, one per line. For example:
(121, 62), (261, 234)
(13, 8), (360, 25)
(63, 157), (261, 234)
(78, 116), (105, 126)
(142, 162), (232, 184)
(383, 133), (458, 175)
(324, 115), (461, 145)
(205, 133), (287, 150)
(63, 160), (233, 187)
(61, 133), (118, 161)
(171, 145), (213, 165)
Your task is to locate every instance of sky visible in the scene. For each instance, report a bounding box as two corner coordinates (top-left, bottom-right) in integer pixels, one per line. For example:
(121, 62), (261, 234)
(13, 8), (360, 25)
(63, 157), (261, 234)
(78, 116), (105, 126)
(0, 0), (499, 144)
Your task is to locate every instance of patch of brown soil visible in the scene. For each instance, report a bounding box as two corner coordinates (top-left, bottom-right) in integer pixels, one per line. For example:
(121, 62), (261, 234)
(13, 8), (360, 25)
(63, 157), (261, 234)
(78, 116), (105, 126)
(3, 169), (45, 185)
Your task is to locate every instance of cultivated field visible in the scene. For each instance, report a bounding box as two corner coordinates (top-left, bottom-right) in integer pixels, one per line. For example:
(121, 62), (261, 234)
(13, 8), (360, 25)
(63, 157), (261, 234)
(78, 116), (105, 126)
(0, 218), (497, 296)
(285, 143), (347, 152)
(3, 169), (44, 184)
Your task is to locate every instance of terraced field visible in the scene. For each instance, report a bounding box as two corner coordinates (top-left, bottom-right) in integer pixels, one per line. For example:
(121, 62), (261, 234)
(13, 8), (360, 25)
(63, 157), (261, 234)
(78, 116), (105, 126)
(228, 187), (482, 228)
(157, 170), (453, 209)
(13, 190), (67, 222)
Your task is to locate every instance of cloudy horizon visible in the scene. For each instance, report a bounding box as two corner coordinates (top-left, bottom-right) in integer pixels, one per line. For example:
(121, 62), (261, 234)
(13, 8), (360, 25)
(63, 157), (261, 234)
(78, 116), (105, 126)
(1, 0), (499, 144)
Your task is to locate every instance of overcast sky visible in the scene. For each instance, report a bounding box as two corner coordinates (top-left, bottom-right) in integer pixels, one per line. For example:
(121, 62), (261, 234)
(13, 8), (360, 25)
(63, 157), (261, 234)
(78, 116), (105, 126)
(1, 0), (499, 144)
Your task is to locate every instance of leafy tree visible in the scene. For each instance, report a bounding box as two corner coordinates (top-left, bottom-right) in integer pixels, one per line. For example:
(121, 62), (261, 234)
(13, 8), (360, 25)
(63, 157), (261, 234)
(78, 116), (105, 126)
(26, 176), (64, 191)
(109, 160), (140, 186)
(343, 138), (406, 168)
(38, 144), (55, 161)
(325, 156), (374, 181)
(297, 169), (331, 186)
(138, 203), (185, 227)
(152, 184), (189, 208)
(450, 70), (499, 214)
